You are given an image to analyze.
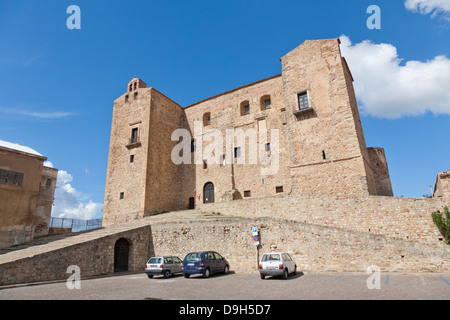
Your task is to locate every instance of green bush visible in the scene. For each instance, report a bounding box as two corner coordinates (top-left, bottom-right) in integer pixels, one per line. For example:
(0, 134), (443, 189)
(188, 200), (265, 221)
(431, 206), (450, 245)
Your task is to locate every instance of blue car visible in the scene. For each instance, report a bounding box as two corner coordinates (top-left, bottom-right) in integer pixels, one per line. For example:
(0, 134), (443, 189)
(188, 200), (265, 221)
(182, 251), (230, 278)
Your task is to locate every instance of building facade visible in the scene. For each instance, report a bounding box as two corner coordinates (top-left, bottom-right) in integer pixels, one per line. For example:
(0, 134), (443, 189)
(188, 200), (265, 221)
(0, 140), (58, 248)
(103, 38), (393, 226)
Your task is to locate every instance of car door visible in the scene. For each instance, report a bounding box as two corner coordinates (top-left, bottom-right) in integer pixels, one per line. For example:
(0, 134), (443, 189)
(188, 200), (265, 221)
(213, 252), (225, 271)
(173, 256), (182, 273)
(205, 252), (216, 272)
(165, 256), (174, 273)
(284, 254), (295, 273)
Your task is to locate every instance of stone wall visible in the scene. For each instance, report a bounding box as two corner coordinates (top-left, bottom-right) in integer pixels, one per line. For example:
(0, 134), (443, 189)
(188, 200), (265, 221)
(0, 224), (152, 286)
(151, 217), (450, 273)
(198, 193), (448, 245)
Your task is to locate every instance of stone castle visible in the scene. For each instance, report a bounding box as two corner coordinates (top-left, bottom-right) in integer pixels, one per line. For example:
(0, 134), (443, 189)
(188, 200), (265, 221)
(103, 38), (395, 225)
(1, 38), (448, 287)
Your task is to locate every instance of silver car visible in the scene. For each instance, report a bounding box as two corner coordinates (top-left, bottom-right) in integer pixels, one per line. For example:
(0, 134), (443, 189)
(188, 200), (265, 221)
(145, 256), (183, 278)
(259, 252), (297, 279)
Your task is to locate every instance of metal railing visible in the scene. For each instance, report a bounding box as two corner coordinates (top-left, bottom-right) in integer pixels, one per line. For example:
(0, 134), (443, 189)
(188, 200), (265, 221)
(49, 217), (103, 232)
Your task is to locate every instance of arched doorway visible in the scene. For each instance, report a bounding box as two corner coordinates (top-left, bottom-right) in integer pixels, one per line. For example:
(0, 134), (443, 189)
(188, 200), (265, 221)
(114, 238), (130, 272)
(203, 182), (215, 203)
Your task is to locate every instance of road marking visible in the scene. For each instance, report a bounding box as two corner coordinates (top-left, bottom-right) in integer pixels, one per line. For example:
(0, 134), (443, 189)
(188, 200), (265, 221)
(385, 275), (389, 285)
(331, 275), (343, 283)
(439, 276), (450, 286)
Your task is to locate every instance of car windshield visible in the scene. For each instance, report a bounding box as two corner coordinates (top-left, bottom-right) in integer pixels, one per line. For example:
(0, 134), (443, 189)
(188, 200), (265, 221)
(147, 257), (162, 264)
(184, 252), (202, 261)
(262, 254), (281, 262)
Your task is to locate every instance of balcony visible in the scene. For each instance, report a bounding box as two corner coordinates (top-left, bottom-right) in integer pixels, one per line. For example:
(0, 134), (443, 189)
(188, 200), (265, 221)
(126, 137), (141, 149)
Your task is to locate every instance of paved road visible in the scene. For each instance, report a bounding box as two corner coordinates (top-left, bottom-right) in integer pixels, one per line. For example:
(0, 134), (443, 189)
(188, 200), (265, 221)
(1, 271), (449, 301)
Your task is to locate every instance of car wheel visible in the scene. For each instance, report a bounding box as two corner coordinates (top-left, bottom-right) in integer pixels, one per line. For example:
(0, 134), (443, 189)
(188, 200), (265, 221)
(283, 268), (288, 280)
(260, 273), (265, 280)
(203, 268), (210, 278)
(224, 265), (229, 275)
(183, 273), (190, 278)
(163, 270), (171, 278)
(147, 275), (153, 279)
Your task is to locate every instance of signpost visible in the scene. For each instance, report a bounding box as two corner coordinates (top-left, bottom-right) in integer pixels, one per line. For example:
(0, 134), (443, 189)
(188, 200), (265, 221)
(252, 227), (261, 270)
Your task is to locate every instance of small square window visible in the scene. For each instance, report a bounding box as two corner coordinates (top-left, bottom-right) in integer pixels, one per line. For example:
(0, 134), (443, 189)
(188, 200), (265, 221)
(264, 99), (271, 109)
(130, 155), (135, 163)
(244, 190), (251, 197)
(265, 143), (271, 152)
(134, 92), (138, 99)
(119, 192), (124, 200)
(276, 186), (283, 193)
(125, 95), (129, 102)
(244, 105), (250, 114)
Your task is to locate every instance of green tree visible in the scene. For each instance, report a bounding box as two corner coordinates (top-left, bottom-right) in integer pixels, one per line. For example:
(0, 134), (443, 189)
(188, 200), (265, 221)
(431, 206), (450, 245)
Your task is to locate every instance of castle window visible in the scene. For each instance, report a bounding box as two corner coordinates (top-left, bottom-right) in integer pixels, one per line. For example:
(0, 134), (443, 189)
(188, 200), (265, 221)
(119, 192), (124, 200)
(129, 84), (132, 92)
(203, 159), (207, 169)
(191, 139), (195, 153)
(133, 82), (137, 90)
(131, 128), (138, 144)
(244, 190), (251, 198)
(125, 95), (129, 102)
(265, 143), (271, 152)
(298, 92), (309, 110)
(260, 95), (271, 110)
(134, 92), (138, 99)
(240, 101), (250, 116)
(130, 155), (134, 163)
(46, 178), (52, 187)
(203, 112), (211, 126)
(234, 147), (241, 158)
(275, 186), (283, 193)
(322, 150), (327, 160)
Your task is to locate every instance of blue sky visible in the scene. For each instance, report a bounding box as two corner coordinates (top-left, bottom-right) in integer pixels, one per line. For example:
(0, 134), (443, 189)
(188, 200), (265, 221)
(0, 0), (449, 219)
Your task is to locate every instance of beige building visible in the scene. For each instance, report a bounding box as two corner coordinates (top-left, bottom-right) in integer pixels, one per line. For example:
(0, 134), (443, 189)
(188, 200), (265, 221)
(0, 140), (58, 248)
(103, 38), (394, 226)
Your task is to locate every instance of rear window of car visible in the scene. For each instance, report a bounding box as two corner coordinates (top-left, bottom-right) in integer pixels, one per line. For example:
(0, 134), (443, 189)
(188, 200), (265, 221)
(184, 252), (202, 261)
(261, 254), (281, 262)
(147, 257), (162, 264)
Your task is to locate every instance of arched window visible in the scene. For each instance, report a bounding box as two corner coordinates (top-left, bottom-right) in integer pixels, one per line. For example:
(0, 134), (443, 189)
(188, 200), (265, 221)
(203, 182), (215, 203)
(240, 100), (250, 116)
(203, 112), (211, 126)
(260, 95), (271, 110)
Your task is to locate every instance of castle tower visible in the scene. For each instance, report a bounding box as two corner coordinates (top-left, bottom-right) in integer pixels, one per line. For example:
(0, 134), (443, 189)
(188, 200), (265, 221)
(103, 77), (184, 226)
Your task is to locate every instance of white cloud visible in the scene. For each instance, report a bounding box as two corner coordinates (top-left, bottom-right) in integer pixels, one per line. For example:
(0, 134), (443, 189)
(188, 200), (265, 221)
(405, 0), (450, 21)
(52, 169), (103, 220)
(339, 35), (450, 119)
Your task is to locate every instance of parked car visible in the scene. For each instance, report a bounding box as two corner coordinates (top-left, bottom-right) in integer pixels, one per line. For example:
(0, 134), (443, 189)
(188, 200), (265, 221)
(145, 256), (183, 278)
(182, 251), (230, 278)
(259, 252), (297, 279)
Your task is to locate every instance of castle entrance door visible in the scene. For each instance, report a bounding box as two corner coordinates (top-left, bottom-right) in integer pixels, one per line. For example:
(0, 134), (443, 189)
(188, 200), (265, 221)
(203, 182), (215, 204)
(114, 238), (130, 272)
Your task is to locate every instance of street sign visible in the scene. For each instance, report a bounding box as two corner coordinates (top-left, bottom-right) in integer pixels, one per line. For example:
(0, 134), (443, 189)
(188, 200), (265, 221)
(252, 227), (258, 235)
(253, 235), (259, 242)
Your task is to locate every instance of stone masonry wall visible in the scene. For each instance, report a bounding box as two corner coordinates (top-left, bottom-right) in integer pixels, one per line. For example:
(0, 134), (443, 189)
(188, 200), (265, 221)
(198, 193), (448, 245)
(0, 224), (152, 286)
